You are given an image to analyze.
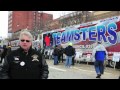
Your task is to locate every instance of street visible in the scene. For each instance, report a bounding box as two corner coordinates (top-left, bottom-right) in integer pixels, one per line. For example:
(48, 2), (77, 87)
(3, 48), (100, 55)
(47, 60), (120, 79)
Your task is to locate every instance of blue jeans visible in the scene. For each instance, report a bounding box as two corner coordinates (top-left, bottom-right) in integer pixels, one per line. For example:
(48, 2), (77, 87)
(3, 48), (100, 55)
(54, 56), (58, 65)
(65, 56), (72, 67)
(94, 60), (104, 75)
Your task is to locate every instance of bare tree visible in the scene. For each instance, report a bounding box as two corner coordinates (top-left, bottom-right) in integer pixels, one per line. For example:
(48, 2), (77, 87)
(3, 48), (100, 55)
(40, 11), (43, 30)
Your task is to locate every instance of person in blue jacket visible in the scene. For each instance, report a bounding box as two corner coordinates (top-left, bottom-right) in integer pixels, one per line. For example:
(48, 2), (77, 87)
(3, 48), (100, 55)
(92, 41), (108, 78)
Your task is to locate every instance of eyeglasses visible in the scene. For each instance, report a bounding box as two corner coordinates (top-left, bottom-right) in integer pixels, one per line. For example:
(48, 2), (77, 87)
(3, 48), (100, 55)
(21, 39), (31, 42)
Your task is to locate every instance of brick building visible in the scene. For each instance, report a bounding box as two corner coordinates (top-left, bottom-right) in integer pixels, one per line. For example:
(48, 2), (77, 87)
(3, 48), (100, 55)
(8, 11), (53, 39)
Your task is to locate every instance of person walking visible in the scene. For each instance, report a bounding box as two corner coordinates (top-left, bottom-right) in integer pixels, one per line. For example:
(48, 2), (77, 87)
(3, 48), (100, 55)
(0, 30), (49, 79)
(92, 41), (108, 78)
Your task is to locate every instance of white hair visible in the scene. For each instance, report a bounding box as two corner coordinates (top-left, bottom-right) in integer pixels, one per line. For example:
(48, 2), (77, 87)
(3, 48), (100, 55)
(19, 29), (33, 41)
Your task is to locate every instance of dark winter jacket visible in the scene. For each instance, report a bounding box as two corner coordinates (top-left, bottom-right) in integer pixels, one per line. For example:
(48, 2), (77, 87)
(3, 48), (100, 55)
(6, 47), (11, 56)
(0, 47), (49, 79)
(65, 46), (75, 56)
(53, 48), (59, 56)
(59, 48), (64, 55)
(1, 46), (8, 58)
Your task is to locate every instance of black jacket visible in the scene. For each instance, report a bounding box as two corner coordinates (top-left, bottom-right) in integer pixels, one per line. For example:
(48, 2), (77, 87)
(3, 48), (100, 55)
(64, 46), (75, 56)
(53, 48), (59, 56)
(0, 47), (49, 79)
(1, 47), (8, 58)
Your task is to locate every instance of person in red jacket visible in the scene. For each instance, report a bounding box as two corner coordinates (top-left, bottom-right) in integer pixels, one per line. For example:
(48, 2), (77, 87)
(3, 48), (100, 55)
(44, 35), (50, 47)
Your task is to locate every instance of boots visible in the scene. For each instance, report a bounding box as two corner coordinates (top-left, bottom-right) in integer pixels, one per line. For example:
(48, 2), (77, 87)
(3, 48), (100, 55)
(96, 74), (101, 78)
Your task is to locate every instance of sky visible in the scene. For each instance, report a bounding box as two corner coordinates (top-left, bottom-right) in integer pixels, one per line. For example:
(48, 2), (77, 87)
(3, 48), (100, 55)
(0, 11), (73, 39)
(0, 11), (8, 39)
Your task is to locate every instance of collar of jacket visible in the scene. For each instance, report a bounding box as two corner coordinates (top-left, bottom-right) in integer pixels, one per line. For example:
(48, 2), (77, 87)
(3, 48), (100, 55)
(18, 46), (33, 55)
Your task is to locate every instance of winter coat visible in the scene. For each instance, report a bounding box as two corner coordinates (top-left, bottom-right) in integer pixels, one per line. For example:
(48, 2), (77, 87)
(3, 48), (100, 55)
(0, 47), (49, 79)
(92, 44), (108, 61)
(64, 46), (75, 56)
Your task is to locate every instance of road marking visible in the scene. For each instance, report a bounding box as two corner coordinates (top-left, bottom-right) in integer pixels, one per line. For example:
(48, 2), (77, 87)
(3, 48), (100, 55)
(49, 66), (66, 72)
(73, 67), (94, 73)
(47, 61), (118, 75)
(72, 67), (114, 75)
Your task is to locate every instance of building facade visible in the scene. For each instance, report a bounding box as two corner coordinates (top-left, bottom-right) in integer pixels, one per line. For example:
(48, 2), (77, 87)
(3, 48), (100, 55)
(44, 19), (60, 32)
(8, 11), (53, 39)
(58, 11), (120, 28)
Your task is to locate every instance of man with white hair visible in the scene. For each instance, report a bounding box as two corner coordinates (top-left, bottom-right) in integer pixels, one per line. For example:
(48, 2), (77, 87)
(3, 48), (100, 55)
(0, 30), (49, 79)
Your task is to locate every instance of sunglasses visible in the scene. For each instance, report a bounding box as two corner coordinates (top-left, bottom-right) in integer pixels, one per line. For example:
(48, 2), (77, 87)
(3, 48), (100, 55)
(21, 39), (31, 42)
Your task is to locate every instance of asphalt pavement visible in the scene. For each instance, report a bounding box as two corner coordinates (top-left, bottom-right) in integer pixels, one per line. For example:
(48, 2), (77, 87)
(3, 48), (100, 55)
(47, 59), (120, 79)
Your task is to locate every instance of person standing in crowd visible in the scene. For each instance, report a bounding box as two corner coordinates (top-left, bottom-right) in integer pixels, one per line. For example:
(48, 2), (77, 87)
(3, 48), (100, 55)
(37, 45), (42, 53)
(36, 44), (45, 59)
(41, 48), (45, 58)
(53, 45), (59, 65)
(38, 45), (45, 56)
(6, 45), (12, 56)
(57, 45), (61, 63)
(45, 50), (48, 59)
(0, 45), (8, 63)
(34, 47), (37, 51)
(58, 45), (64, 63)
(0, 30), (49, 79)
(72, 47), (76, 66)
(92, 41), (108, 79)
(64, 42), (75, 68)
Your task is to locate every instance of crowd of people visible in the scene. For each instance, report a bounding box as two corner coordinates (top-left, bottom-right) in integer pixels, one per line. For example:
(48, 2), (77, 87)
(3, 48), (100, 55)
(51, 41), (120, 79)
(52, 43), (76, 68)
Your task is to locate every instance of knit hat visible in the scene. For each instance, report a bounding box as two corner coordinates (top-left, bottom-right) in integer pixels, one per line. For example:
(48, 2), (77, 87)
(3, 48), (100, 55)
(68, 42), (73, 46)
